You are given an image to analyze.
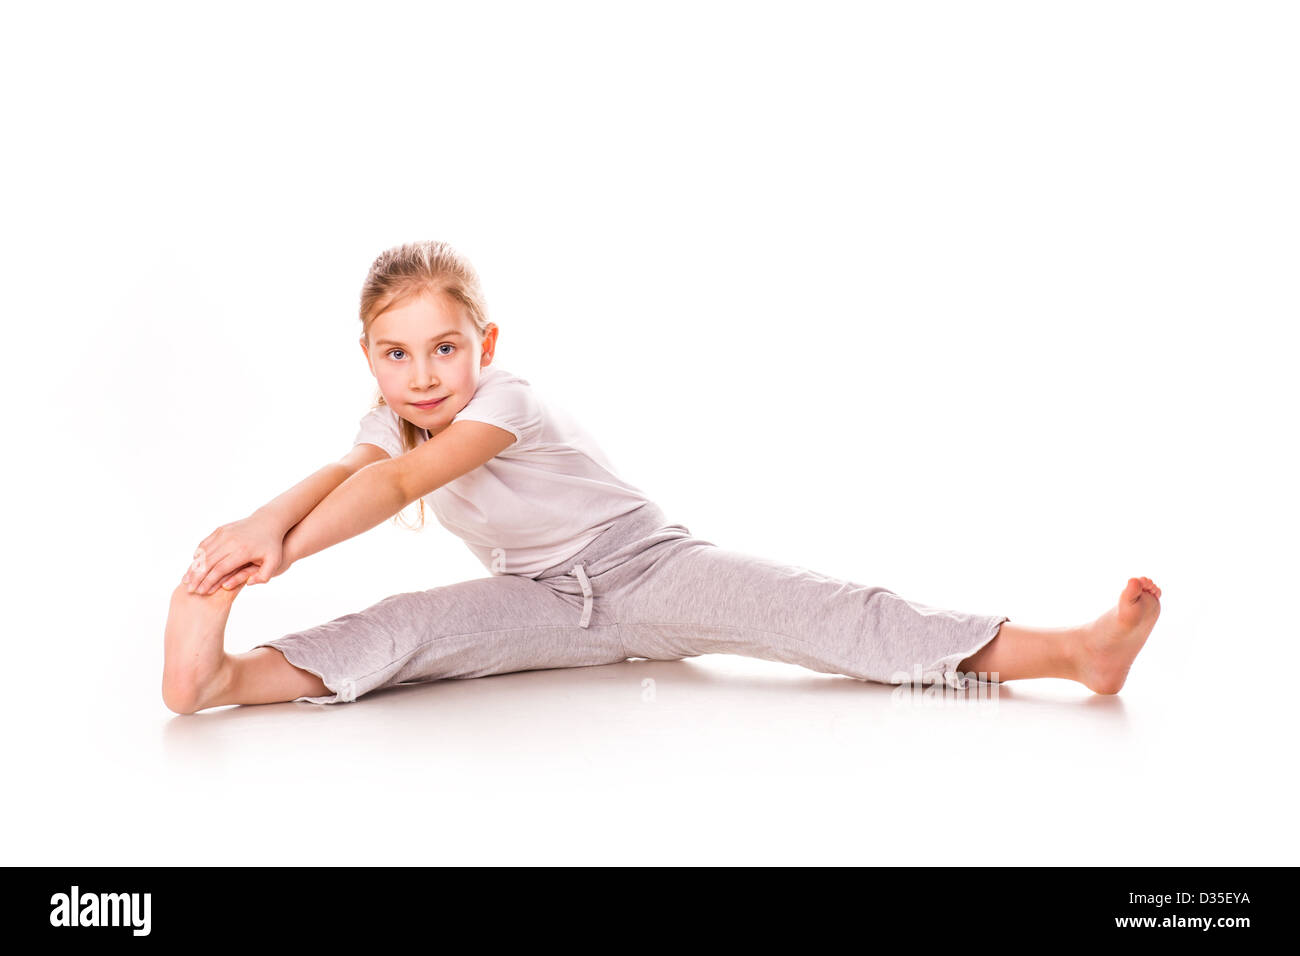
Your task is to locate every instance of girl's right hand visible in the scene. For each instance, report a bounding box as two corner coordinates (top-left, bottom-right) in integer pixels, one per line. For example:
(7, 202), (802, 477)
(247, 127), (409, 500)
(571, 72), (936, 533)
(183, 512), (287, 596)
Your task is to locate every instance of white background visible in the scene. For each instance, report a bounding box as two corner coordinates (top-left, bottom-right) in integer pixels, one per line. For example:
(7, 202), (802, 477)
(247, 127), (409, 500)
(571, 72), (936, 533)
(2, 0), (1296, 865)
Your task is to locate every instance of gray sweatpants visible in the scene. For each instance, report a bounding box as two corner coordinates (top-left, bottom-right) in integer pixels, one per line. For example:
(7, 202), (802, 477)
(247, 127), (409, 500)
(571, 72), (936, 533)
(254, 503), (1010, 704)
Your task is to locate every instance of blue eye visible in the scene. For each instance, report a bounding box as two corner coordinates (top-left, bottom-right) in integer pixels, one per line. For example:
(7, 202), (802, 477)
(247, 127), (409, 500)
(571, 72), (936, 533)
(386, 344), (453, 360)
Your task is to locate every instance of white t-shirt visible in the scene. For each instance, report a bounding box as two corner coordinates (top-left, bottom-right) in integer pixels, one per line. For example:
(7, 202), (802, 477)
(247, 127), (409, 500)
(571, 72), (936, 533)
(352, 365), (655, 577)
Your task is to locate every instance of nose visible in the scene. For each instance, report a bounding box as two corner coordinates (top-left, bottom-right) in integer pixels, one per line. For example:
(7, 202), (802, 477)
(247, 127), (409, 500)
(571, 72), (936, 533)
(410, 357), (439, 390)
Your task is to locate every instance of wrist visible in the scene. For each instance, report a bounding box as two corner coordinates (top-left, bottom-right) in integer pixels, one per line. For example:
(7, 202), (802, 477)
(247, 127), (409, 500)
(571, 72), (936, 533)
(254, 504), (295, 535)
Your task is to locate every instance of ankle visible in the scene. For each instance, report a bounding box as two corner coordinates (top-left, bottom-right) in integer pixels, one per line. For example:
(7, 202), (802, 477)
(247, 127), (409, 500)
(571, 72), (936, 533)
(1062, 620), (1098, 684)
(196, 654), (238, 711)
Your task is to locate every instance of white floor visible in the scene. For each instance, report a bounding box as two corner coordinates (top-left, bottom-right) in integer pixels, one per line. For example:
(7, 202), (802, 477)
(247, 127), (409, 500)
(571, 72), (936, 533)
(8, 563), (1293, 866)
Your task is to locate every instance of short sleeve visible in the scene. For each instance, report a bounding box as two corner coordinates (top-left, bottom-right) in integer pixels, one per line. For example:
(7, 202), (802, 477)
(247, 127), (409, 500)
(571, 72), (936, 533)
(451, 374), (544, 447)
(352, 404), (405, 459)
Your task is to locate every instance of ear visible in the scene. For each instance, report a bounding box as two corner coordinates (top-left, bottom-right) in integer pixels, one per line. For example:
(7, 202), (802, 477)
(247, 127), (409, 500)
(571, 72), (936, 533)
(480, 324), (499, 365)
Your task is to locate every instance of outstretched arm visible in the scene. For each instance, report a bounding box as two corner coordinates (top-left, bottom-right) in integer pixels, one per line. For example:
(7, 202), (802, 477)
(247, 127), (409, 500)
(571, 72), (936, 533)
(183, 443), (392, 595)
(280, 420), (517, 570)
(257, 443), (391, 532)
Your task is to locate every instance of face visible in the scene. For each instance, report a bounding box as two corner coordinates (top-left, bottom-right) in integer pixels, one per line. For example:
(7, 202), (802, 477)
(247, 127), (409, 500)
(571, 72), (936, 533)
(360, 291), (499, 437)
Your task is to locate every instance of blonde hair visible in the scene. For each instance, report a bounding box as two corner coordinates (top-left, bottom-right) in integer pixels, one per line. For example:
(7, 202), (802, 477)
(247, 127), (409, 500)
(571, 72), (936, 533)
(359, 240), (493, 530)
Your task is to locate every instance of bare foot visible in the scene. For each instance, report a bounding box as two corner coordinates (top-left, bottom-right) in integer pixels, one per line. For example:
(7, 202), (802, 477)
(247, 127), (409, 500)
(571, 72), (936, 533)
(1072, 577), (1163, 694)
(162, 579), (246, 714)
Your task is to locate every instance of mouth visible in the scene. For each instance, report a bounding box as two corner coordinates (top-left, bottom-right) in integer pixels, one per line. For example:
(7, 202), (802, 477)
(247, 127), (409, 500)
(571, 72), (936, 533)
(411, 396), (448, 409)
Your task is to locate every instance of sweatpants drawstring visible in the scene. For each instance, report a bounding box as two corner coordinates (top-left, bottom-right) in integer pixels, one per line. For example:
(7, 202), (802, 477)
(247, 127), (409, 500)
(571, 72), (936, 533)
(573, 562), (593, 628)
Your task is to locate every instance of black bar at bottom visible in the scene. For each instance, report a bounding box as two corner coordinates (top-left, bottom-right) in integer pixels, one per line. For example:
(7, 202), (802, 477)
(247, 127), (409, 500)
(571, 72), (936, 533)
(8, 865), (1283, 942)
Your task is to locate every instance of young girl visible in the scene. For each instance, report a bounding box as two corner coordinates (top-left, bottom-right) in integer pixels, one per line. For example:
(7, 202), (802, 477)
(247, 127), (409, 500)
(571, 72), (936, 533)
(163, 240), (1163, 714)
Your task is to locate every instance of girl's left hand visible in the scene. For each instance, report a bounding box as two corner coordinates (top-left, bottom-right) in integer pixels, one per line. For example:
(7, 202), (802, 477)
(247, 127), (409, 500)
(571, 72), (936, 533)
(182, 513), (286, 595)
(180, 559), (257, 594)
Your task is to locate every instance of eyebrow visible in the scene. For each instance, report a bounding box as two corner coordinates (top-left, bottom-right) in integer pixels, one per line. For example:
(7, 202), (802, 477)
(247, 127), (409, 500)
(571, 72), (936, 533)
(374, 330), (467, 347)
